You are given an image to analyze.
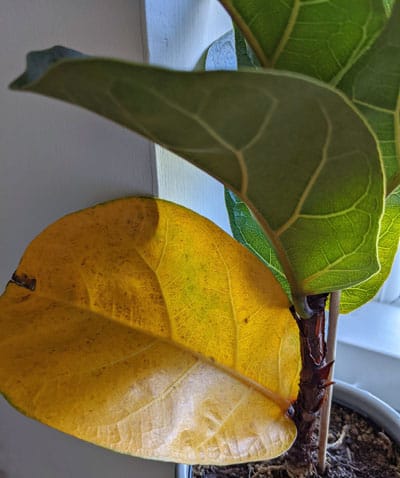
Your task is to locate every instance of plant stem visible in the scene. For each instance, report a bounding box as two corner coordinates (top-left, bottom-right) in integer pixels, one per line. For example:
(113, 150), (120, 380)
(289, 294), (333, 465)
(317, 290), (341, 473)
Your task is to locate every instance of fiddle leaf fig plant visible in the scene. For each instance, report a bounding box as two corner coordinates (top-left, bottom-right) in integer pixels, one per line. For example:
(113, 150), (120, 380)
(1, 0), (400, 473)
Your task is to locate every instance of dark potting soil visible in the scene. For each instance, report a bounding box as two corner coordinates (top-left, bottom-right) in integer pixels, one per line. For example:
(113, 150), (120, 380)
(192, 403), (400, 478)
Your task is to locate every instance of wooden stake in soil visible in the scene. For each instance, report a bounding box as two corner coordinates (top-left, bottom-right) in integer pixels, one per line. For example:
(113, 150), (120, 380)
(317, 290), (341, 473)
(290, 294), (333, 466)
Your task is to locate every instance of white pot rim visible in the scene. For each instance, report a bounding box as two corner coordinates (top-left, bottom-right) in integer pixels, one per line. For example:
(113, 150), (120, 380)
(333, 380), (400, 443)
(175, 381), (400, 478)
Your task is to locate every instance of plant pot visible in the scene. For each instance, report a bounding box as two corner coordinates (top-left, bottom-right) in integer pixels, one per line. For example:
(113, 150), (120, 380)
(174, 380), (400, 478)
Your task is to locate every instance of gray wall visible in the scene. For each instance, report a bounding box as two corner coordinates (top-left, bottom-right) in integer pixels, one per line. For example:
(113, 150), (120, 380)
(1, 1), (233, 476)
(0, 0), (156, 287)
(0, 1), (170, 477)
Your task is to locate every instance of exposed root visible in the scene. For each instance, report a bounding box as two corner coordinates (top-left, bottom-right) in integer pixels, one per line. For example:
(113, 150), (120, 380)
(250, 461), (315, 478)
(328, 424), (349, 450)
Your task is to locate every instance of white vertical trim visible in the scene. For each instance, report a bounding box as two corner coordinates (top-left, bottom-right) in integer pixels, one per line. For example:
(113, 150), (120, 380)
(139, 0), (159, 198)
(143, 0), (232, 231)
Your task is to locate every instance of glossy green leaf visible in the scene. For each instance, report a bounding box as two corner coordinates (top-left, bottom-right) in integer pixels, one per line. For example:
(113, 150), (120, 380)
(10, 48), (384, 307)
(219, 0), (390, 84)
(225, 189), (290, 298)
(339, 2), (400, 194)
(341, 187), (400, 312)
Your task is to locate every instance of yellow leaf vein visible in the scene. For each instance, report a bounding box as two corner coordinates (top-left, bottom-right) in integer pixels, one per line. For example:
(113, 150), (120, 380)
(212, 241), (239, 368)
(112, 360), (201, 425)
(155, 218), (169, 273)
(193, 388), (253, 452)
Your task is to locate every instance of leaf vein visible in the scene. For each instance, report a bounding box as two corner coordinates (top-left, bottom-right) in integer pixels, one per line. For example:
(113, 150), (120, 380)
(275, 101), (332, 237)
(212, 241), (239, 368)
(112, 360), (202, 425)
(271, 0), (301, 67)
(193, 388), (253, 452)
(116, 81), (251, 196)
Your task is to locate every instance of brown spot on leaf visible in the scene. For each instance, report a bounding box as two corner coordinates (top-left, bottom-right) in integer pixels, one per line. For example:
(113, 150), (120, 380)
(10, 272), (36, 291)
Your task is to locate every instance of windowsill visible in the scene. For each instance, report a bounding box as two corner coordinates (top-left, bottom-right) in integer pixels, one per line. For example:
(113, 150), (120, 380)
(335, 300), (400, 410)
(338, 300), (400, 360)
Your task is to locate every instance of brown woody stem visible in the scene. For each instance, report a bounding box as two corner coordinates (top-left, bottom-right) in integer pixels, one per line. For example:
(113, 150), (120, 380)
(289, 293), (333, 465)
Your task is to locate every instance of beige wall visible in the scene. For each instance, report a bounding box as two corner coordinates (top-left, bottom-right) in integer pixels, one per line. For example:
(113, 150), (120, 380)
(0, 0), (156, 289)
(0, 1), (164, 477)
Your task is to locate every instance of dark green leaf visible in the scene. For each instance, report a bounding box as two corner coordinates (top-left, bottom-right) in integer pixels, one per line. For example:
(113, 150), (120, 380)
(10, 48), (384, 308)
(234, 27), (259, 69)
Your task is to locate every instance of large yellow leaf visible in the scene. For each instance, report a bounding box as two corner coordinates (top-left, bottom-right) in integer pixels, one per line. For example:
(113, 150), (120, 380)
(0, 197), (299, 464)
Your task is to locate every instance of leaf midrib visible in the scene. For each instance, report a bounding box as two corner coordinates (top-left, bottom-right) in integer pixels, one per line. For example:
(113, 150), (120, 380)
(219, 0), (271, 67)
(7, 284), (292, 410)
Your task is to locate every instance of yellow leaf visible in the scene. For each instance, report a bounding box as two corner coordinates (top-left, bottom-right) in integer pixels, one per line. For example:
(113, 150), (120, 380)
(0, 197), (300, 464)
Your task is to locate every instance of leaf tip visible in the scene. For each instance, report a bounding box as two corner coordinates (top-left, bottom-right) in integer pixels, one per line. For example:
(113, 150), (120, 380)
(9, 45), (87, 90)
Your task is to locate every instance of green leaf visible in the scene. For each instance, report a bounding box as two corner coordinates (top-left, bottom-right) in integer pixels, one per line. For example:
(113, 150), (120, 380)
(339, 2), (400, 194)
(219, 0), (390, 84)
(234, 27), (259, 69)
(225, 189), (291, 298)
(220, 1), (400, 311)
(10, 48), (384, 306)
(341, 187), (400, 312)
(195, 30), (237, 72)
